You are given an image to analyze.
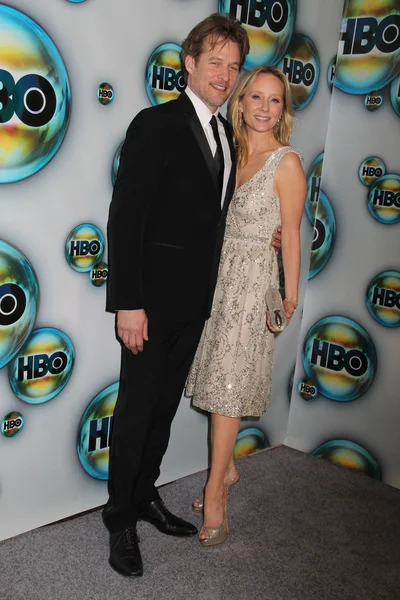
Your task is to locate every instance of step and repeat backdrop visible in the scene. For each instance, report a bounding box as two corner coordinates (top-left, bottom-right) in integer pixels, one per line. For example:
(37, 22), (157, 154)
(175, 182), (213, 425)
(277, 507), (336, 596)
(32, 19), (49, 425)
(287, 0), (400, 488)
(1, 0), (390, 541)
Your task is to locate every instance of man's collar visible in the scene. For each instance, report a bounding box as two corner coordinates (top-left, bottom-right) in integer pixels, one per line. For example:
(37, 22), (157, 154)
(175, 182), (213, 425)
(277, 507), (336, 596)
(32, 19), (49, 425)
(185, 86), (219, 129)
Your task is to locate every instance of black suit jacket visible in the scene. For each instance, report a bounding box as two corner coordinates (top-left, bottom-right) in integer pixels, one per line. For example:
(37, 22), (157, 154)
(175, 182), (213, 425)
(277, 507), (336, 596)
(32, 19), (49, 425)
(106, 92), (236, 322)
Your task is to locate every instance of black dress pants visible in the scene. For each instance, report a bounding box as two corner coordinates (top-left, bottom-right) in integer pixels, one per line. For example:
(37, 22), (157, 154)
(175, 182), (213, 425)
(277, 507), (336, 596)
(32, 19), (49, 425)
(102, 315), (205, 533)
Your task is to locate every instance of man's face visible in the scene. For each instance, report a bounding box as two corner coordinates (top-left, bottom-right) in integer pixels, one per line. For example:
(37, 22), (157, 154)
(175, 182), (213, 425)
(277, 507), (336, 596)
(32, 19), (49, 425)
(185, 36), (241, 112)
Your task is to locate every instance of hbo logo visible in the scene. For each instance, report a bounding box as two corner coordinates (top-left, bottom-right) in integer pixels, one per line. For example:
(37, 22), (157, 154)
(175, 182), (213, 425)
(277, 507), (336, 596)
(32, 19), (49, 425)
(98, 89), (113, 99)
(88, 415), (113, 453)
(340, 15), (400, 55)
(373, 287), (400, 309)
(366, 96), (382, 106)
(300, 382), (316, 395)
(0, 282), (26, 326)
(92, 268), (108, 279)
(309, 176), (320, 203)
(152, 66), (185, 93)
(17, 351), (68, 381)
(362, 166), (383, 178)
(3, 418), (22, 431)
(0, 69), (56, 127)
(70, 240), (101, 257)
(282, 58), (315, 86)
(311, 339), (367, 377)
(229, 0), (289, 30)
(373, 190), (400, 208)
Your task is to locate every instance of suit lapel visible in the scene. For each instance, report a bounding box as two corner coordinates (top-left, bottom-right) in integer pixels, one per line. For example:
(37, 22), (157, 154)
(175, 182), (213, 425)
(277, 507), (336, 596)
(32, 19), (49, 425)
(220, 117), (236, 214)
(177, 93), (220, 198)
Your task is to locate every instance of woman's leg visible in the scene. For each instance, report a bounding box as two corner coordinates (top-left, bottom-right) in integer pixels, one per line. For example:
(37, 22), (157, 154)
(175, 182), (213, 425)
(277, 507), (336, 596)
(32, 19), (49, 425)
(225, 452), (240, 484)
(200, 413), (241, 539)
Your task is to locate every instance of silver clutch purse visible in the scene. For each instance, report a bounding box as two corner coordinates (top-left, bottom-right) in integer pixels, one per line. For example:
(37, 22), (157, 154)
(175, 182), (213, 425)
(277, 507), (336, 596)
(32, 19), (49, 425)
(265, 288), (287, 333)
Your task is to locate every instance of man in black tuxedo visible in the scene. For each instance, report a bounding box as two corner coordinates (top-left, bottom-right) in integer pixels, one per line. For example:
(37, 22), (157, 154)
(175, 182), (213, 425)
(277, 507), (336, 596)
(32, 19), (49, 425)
(103, 14), (249, 576)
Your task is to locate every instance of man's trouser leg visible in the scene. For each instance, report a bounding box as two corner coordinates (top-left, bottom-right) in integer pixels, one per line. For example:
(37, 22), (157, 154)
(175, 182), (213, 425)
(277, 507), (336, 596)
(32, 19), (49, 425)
(102, 316), (204, 533)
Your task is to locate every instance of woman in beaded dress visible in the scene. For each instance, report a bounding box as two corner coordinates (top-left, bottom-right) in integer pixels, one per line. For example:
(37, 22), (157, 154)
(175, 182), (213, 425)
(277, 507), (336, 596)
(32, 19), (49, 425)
(185, 66), (306, 546)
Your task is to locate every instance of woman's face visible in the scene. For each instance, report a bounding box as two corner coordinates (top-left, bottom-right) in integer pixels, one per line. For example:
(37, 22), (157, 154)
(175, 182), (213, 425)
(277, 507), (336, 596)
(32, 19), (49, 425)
(240, 72), (284, 135)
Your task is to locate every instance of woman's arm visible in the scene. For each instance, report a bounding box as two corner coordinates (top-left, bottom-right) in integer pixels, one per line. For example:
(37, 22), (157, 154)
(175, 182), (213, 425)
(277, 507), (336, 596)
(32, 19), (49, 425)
(274, 153), (307, 321)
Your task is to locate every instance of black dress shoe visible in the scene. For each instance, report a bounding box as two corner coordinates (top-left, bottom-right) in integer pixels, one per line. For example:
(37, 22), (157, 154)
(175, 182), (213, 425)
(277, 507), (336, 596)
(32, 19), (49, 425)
(137, 498), (198, 537)
(109, 527), (143, 577)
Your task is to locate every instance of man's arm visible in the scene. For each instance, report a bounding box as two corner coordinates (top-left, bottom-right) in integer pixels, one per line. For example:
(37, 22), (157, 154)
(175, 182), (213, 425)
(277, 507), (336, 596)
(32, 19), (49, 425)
(107, 109), (165, 353)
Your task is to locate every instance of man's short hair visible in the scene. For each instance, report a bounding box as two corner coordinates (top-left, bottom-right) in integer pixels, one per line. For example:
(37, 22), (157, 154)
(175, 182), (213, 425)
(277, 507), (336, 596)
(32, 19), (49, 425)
(181, 13), (249, 80)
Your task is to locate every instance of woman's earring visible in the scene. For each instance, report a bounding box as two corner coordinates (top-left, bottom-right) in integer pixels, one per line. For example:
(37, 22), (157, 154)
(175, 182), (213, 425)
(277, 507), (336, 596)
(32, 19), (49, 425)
(239, 111), (243, 127)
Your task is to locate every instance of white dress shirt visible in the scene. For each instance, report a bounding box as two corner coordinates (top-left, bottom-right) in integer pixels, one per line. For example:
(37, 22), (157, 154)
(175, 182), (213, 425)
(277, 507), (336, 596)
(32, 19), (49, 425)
(185, 86), (232, 207)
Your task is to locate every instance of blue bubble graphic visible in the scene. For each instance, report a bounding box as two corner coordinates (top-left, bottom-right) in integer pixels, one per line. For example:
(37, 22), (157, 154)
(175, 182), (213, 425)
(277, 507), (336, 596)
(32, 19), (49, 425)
(366, 271), (400, 328)
(303, 316), (376, 402)
(390, 74), (400, 117)
(308, 190), (336, 280)
(219, 0), (297, 70)
(65, 223), (105, 273)
(145, 43), (186, 106)
(77, 382), (119, 480)
(234, 427), (269, 458)
(279, 33), (320, 110)
(367, 174), (400, 225)
(111, 140), (124, 186)
(8, 327), (75, 404)
(312, 439), (381, 480)
(0, 240), (39, 369)
(0, 5), (71, 183)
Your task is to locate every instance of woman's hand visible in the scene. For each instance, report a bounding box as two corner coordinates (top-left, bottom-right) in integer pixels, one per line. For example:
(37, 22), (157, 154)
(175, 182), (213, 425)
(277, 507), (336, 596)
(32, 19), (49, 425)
(283, 298), (297, 323)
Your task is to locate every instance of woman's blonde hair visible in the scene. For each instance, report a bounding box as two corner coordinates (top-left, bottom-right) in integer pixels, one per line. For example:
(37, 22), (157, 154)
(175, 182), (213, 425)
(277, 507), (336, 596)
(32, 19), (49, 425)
(227, 66), (294, 169)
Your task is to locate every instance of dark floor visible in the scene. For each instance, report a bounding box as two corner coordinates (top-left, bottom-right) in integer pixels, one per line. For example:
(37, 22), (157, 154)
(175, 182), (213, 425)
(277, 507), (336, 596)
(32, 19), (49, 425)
(1, 445), (399, 600)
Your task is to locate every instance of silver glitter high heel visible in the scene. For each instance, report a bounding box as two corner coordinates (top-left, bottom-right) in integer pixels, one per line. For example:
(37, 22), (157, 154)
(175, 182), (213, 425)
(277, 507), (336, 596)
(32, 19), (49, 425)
(199, 500), (229, 547)
(192, 473), (240, 514)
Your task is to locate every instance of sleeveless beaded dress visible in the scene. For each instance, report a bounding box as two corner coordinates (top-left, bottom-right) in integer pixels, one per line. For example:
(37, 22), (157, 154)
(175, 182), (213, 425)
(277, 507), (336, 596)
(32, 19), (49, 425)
(186, 146), (301, 417)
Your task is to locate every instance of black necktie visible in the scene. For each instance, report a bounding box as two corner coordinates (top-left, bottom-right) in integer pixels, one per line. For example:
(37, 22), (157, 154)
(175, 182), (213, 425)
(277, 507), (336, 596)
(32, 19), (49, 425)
(210, 115), (224, 200)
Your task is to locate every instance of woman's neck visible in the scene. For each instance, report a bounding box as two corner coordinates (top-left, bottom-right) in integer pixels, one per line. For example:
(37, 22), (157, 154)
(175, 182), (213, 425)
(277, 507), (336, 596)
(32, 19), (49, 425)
(246, 129), (280, 157)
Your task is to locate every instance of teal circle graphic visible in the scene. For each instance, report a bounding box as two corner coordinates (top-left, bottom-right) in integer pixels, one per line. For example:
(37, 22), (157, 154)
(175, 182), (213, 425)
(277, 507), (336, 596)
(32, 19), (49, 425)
(90, 262), (108, 287)
(218, 0), (296, 70)
(327, 55), (337, 92)
(305, 152), (335, 279)
(390, 73), (400, 117)
(97, 82), (114, 105)
(312, 439), (381, 480)
(364, 90), (384, 111)
(145, 43), (185, 106)
(298, 378), (318, 401)
(234, 427), (269, 458)
(335, 2), (400, 95)
(1, 411), (24, 437)
(8, 327), (75, 404)
(358, 157), (386, 187)
(65, 223), (105, 273)
(366, 271), (400, 328)
(302, 316), (376, 402)
(0, 4), (71, 183)
(279, 34), (320, 110)
(77, 382), (119, 480)
(111, 140), (124, 186)
(0, 240), (39, 369)
(308, 190), (336, 280)
(305, 151), (324, 209)
(367, 174), (400, 224)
